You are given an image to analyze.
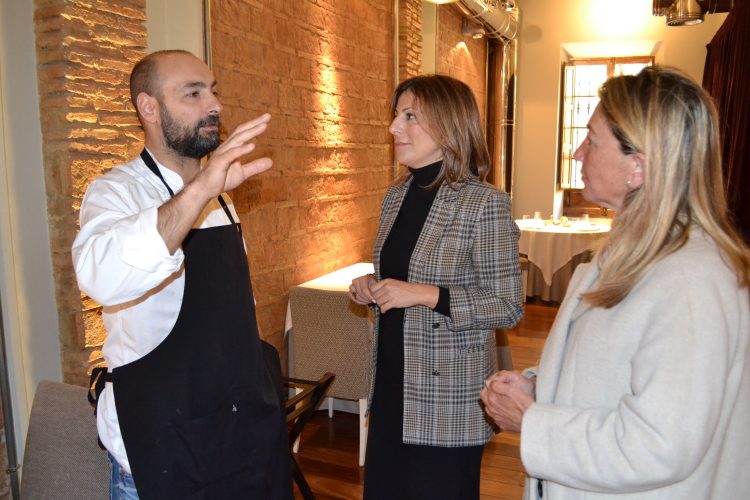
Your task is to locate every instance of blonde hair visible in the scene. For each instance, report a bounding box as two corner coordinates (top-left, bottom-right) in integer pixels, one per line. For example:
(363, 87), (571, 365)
(389, 74), (489, 189)
(585, 66), (750, 307)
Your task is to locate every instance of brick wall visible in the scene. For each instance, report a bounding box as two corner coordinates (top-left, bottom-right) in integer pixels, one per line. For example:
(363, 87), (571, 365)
(209, 0), (394, 358)
(438, 5), (487, 123)
(34, 0), (147, 385)
(399, 0), (423, 81)
(33, 0), (446, 382)
(33, 0), (395, 382)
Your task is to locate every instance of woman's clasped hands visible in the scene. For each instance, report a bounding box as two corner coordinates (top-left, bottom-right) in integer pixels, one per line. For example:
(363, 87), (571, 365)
(349, 274), (438, 313)
(480, 370), (536, 433)
(349, 274), (377, 305)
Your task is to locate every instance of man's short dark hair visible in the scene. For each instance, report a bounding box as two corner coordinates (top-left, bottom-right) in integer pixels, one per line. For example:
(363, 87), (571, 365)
(129, 49), (193, 112)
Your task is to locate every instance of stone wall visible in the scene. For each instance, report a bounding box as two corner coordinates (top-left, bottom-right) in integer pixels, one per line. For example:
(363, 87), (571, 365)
(399, 0), (423, 81)
(32, 0), (491, 383)
(438, 5), (488, 124)
(34, 0), (147, 385)
(209, 0), (394, 358)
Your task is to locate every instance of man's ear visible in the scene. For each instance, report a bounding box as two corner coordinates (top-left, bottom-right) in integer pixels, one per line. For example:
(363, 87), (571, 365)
(629, 152), (645, 189)
(136, 92), (159, 124)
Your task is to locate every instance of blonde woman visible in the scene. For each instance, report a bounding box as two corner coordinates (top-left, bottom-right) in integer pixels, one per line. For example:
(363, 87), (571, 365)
(350, 74), (523, 499)
(482, 66), (750, 499)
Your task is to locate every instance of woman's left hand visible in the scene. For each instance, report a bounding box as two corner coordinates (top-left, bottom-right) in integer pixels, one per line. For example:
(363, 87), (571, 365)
(480, 371), (535, 433)
(369, 279), (438, 314)
(349, 274), (377, 304)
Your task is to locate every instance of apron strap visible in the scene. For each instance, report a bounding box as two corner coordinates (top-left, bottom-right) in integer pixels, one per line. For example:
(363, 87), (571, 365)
(217, 193), (240, 230)
(140, 149), (175, 197)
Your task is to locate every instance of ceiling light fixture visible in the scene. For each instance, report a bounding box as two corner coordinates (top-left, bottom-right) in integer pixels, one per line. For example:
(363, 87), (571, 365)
(666, 0), (705, 25)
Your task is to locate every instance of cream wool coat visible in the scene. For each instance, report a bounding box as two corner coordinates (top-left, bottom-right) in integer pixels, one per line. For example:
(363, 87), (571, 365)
(522, 230), (750, 499)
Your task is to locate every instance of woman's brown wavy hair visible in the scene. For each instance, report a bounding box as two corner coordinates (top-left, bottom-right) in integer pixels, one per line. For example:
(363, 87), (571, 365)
(390, 74), (490, 189)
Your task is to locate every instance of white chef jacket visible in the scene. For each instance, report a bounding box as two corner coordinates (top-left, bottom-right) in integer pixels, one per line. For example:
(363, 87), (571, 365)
(72, 150), (242, 473)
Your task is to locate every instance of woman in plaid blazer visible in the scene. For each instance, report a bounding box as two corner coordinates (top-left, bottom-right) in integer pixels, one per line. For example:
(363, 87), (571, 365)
(350, 74), (524, 499)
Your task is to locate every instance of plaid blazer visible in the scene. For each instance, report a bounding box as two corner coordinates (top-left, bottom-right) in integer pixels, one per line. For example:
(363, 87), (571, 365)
(369, 176), (523, 447)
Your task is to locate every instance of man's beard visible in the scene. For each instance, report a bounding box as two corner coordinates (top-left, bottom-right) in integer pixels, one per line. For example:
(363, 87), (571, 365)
(160, 103), (220, 159)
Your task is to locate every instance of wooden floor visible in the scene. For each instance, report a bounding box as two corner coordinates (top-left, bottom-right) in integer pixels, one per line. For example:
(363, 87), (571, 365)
(292, 302), (558, 500)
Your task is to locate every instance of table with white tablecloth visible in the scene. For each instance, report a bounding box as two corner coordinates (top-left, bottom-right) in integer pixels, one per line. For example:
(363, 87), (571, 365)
(517, 219), (610, 302)
(285, 262), (374, 414)
(284, 262), (375, 346)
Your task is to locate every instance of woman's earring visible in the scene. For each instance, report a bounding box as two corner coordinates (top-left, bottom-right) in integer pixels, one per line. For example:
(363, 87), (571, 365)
(626, 179), (632, 187)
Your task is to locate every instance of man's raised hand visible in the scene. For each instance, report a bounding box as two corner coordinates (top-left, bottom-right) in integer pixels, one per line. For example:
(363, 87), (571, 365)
(197, 113), (273, 198)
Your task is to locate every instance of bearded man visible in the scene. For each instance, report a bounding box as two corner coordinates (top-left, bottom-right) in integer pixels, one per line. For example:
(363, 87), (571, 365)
(72, 50), (292, 500)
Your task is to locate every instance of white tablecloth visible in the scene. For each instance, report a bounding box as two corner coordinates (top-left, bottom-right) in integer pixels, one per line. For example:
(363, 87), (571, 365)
(516, 220), (610, 285)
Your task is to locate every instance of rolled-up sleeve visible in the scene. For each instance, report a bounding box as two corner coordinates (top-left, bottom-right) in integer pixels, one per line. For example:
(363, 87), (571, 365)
(72, 178), (184, 306)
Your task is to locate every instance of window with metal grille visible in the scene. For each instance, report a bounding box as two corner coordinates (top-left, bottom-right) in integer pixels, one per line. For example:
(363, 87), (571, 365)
(558, 57), (653, 190)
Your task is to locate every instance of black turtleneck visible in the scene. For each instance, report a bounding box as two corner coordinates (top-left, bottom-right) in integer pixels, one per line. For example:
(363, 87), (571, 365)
(379, 159), (450, 318)
(366, 160), (461, 496)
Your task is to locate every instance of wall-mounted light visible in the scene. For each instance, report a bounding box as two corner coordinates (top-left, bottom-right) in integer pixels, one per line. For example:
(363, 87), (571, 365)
(666, 0), (704, 25)
(461, 17), (486, 39)
(424, 0), (459, 4)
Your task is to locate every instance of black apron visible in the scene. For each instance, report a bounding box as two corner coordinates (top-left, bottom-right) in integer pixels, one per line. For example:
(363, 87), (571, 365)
(111, 150), (292, 499)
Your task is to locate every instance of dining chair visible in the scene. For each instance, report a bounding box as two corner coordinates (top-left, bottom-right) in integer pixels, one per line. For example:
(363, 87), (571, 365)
(284, 372), (335, 500)
(288, 285), (374, 466)
(21, 380), (109, 499)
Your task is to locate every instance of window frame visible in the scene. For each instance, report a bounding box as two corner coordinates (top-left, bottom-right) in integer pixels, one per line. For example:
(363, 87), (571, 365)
(557, 56), (653, 216)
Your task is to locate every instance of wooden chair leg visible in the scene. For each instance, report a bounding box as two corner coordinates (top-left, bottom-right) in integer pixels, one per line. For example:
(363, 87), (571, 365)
(358, 398), (368, 467)
(290, 452), (315, 500)
(284, 372), (335, 499)
(292, 386), (302, 453)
